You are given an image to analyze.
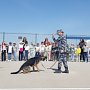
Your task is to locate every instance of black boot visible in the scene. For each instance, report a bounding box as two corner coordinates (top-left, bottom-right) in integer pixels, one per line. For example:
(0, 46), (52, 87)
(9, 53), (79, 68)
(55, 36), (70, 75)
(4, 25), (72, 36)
(54, 67), (61, 73)
(62, 70), (69, 73)
(54, 70), (62, 73)
(62, 67), (69, 73)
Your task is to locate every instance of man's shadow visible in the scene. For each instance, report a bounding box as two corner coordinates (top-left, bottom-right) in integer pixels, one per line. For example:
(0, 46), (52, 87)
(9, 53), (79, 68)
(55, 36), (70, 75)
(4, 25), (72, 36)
(47, 68), (59, 72)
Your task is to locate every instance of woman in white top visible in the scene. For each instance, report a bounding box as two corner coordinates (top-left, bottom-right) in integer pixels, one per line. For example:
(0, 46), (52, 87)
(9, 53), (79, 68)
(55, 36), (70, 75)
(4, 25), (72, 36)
(19, 41), (24, 61)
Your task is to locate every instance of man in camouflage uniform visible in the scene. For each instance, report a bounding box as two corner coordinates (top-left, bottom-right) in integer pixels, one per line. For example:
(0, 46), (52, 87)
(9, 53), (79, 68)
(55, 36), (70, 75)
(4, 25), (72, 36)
(52, 29), (69, 73)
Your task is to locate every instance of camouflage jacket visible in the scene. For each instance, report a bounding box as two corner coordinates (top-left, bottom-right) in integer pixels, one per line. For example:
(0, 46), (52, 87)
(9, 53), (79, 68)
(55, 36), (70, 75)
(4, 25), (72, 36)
(53, 35), (67, 54)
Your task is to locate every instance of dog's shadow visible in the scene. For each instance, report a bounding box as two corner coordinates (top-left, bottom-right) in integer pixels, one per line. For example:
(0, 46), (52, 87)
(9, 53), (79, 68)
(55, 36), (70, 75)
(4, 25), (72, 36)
(30, 69), (44, 72)
(20, 69), (44, 74)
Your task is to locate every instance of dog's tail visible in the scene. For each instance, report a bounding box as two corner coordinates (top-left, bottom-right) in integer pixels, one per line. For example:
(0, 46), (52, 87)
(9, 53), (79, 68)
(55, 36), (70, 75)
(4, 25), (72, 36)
(11, 68), (21, 74)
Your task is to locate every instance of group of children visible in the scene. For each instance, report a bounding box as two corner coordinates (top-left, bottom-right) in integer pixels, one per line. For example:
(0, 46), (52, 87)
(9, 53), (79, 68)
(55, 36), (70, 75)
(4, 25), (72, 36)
(0, 37), (89, 62)
(0, 37), (53, 61)
(69, 39), (88, 62)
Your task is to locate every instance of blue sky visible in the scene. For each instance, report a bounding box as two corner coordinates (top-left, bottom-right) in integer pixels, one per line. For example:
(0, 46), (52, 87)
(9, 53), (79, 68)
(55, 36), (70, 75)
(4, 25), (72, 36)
(0, 0), (90, 35)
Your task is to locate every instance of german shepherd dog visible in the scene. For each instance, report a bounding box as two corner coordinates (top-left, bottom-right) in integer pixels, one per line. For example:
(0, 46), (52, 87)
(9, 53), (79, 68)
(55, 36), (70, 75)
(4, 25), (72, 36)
(11, 55), (46, 74)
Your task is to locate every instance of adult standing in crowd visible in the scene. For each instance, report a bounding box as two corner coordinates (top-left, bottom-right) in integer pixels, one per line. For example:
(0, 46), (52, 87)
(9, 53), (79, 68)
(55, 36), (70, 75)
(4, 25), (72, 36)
(24, 42), (30, 60)
(44, 38), (51, 61)
(1, 42), (6, 61)
(79, 39), (86, 62)
(22, 37), (28, 60)
(44, 38), (50, 46)
(52, 29), (69, 73)
(51, 42), (57, 61)
(83, 43), (88, 62)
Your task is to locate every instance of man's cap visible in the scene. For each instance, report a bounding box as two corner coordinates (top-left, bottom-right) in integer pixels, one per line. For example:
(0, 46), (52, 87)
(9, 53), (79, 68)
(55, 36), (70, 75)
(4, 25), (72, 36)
(57, 29), (64, 33)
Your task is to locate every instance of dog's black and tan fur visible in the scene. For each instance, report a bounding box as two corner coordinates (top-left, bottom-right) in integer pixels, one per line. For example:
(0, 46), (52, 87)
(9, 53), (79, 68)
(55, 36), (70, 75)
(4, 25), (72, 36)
(11, 55), (46, 74)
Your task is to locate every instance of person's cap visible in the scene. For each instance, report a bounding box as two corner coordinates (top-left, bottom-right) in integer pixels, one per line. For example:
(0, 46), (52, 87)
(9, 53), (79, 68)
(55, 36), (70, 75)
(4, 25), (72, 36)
(57, 29), (64, 33)
(9, 42), (12, 44)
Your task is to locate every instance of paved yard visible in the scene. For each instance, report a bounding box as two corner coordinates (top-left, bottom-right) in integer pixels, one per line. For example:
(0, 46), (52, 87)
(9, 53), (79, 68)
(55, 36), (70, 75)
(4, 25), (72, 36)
(0, 61), (90, 90)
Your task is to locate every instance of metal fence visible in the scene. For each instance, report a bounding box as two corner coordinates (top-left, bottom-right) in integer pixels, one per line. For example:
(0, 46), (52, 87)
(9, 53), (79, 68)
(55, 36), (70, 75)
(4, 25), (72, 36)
(0, 32), (90, 61)
(0, 32), (54, 45)
(1, 32), (90, 45)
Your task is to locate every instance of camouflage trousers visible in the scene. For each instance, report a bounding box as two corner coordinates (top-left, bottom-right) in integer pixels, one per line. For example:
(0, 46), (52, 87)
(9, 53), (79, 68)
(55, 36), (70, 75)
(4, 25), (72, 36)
(58, 53), (68, 70)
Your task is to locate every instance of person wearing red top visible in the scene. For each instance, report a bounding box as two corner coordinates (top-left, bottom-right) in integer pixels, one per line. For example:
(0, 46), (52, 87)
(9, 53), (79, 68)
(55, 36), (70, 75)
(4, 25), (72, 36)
(44, 38), (50, 46)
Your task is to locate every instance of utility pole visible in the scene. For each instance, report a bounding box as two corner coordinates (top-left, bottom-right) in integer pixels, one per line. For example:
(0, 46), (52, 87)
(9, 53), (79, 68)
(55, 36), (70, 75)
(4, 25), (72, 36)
(35, 33), (37, 44)
(3, 32), (5, 42)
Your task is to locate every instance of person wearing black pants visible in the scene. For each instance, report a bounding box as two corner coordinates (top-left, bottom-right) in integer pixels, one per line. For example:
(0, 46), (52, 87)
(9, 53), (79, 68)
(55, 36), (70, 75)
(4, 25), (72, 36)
(1, 42), (6, 61)
(19, 51), (23, 61)
(1, 50), (6, 61)
(80, 50), (85, 62)
(83, 44), (88, 62)
(79, 39), (86, 62)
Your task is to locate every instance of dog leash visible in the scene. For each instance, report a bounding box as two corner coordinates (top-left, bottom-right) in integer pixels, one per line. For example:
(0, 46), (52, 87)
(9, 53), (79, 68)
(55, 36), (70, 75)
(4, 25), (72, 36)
(40, 62), (46, 69)
(49, 60), (57, 69)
